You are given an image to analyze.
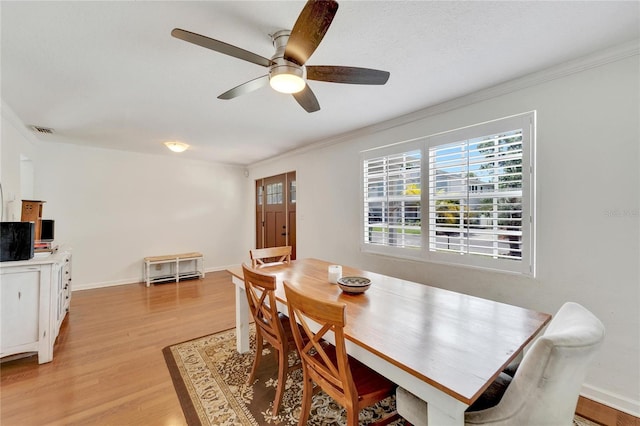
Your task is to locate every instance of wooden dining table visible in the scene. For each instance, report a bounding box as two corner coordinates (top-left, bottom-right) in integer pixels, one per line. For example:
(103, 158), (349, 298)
(227, 258), (551, 425)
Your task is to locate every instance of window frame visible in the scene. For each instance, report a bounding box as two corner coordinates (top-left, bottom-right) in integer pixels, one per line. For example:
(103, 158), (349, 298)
(360, 112), (536, 276)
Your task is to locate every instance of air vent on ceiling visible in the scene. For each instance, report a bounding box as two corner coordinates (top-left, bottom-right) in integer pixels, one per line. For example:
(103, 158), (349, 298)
(29, 125), (55, 135)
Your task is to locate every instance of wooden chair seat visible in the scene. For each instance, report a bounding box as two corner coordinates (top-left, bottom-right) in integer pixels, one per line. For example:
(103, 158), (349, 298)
(312, 343), (397, 406)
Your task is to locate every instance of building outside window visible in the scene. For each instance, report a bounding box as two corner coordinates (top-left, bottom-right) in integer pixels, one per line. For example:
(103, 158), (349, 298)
(362, 112), (535, 275)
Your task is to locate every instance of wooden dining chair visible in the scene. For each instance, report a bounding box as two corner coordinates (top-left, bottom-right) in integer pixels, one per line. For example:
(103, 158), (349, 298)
(242, 264), (300, 416)
(249, 246), (292, 269)
(283, 281), (399, 426)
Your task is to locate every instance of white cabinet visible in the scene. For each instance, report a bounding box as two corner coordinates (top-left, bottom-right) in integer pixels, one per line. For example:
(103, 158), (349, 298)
(0, 248), (72, 364)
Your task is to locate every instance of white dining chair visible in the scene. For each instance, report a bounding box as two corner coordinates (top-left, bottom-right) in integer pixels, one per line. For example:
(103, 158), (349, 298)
(397, 301), (605, 426)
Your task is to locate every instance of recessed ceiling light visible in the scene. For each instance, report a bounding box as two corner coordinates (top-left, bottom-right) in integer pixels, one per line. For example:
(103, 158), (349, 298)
(164, 141), (189, 153)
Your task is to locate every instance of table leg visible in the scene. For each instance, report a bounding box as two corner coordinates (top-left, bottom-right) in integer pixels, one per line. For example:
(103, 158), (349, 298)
(397, 386), (466, 426)
(358, 344), (468, 426)
(232, 276), (250, 353)
(427, 403), (465, 426)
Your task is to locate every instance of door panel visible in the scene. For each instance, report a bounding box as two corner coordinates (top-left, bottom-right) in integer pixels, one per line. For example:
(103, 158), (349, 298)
(287, 171), (297, 260)
(256, 172), (296, 258)
(265, 211), (287, 248)
(1, 270), (40, 348)
(255, 180), (264, 250)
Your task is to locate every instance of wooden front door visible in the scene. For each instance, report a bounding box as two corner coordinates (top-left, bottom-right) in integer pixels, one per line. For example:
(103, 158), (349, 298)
(255, 172), (296, 259)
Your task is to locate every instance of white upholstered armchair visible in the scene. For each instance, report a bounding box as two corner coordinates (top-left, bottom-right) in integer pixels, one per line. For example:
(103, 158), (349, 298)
(397, 302), (605, 426)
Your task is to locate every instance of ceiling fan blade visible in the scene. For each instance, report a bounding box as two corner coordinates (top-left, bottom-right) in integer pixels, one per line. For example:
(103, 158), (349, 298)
(306, 66), (390, 85)
(172, 28), (272, 68)
(218, 75), (270, 100)
(284, 0), (339, 66)
(293, 85), (320, 113)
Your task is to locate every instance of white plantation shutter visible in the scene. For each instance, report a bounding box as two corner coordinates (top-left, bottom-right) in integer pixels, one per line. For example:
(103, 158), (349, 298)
(428, 129), (524, 260)
(363, 147), (422, 251)
(362, 112), (534, 275)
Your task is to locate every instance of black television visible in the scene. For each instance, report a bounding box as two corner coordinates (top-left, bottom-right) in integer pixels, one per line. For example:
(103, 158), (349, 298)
(41, 219), (55, 242)
(0, 222), (35, 262)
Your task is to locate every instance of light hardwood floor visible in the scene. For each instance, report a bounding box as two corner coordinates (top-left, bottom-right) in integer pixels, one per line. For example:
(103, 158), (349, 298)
(1, 271), (236, 426)
(1, 271), (635, 426)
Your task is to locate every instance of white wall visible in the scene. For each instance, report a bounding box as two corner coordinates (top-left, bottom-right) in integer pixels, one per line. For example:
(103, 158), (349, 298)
(1, 103), (38, 221)
(31, 143), (250, 289)
(1, 107), (250, 289)
(249, 54), (640, 414)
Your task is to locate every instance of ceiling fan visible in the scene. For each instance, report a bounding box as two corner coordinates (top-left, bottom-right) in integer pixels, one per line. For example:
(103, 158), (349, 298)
(171, 0), (390, 113)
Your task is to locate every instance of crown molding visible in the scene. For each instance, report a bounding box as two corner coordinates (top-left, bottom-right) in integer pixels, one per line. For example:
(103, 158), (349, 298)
(250, 39), (639, 169)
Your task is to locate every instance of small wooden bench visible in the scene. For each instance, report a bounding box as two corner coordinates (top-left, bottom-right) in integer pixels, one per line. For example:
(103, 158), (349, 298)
(143, 252), (204, 287)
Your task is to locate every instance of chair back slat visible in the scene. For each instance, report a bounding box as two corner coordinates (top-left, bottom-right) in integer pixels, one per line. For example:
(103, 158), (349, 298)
(249, 246), (292, 268)
(242, 264), (285, 347)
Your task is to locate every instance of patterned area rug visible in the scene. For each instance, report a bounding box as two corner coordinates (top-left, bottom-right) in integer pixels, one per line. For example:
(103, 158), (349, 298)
(163, 326), (601, 426)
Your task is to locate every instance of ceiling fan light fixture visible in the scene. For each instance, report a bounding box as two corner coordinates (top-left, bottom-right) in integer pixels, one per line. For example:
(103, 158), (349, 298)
(269, 65), (305, 94)
(172, 1), (388, 113)
(164, 141), (189, 153)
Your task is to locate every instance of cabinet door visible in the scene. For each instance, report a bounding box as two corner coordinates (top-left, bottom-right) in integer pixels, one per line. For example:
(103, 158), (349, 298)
(1, 269), (40, 348)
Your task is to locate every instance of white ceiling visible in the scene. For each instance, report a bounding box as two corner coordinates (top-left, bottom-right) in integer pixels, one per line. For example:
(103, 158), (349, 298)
(2, 1), (638, 166)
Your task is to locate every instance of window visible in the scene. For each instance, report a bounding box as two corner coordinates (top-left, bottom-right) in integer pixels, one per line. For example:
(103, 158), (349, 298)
(362, 112), (535, 275)
(363, 149), (421, 249)
(257, 185), (263, 206)
(266, 182), (283, 205)
(290, 179), (296, 204)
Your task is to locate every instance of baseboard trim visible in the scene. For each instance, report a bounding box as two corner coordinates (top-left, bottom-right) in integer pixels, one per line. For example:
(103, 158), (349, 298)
(73, 277), (138, 291)
(72, 266), (235, 291)
(577, 396), (640, 426)
(581, 384), (640, 419)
